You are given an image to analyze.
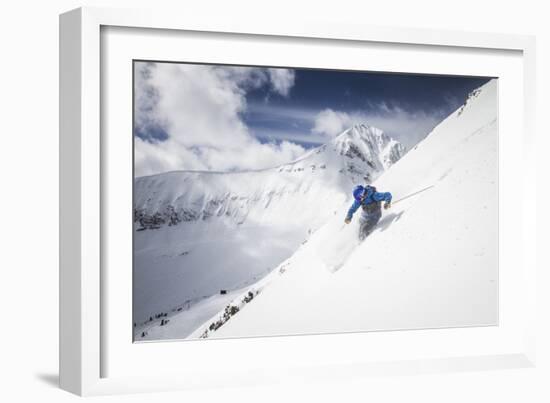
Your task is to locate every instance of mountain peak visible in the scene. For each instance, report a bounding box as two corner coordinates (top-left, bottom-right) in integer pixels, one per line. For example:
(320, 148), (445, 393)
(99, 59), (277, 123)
(328, 123), (405, 180)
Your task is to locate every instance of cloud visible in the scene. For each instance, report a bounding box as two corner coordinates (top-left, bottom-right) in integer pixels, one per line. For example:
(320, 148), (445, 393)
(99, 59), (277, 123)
(246, 103), (318, 125)
(134, 63), (301, 176)
(312, 109), (355, 139)
(247, 101), (446, 150)
(135, 62), (452, 176)
(311, 105), (446, 149)
(267, 68), (295, 97)
(251, 127), (328, 146)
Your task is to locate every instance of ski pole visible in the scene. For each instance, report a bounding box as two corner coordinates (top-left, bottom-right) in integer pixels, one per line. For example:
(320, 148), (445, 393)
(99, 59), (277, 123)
(392, 185), (434, 205)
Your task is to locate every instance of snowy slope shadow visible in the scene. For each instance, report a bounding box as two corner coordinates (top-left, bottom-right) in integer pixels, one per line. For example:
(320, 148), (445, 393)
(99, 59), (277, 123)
(377, 211), (404, 232)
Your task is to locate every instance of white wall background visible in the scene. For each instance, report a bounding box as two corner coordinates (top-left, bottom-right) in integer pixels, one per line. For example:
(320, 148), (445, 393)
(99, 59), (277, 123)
(0, 1), (547, 402)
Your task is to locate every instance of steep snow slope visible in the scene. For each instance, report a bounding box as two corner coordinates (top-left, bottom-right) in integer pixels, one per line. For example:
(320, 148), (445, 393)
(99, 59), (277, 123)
(192, 79), (498, 339)
(134, 125), (404, 340)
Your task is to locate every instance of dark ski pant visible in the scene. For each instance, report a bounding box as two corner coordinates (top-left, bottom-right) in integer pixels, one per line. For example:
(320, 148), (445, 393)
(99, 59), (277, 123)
(359, 207), (382, 241)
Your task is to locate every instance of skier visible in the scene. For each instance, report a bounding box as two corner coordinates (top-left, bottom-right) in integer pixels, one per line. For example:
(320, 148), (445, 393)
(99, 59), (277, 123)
(344, 184), (392, 240)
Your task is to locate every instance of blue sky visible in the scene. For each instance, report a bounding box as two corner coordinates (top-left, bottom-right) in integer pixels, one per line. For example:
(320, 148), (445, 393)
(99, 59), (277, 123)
(243, 69), (489, 148)
(134, 61), (490, 176)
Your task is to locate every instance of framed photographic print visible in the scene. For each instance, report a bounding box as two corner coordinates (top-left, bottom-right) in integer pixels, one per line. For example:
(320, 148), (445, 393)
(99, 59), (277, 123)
(132, 60), (497, 342)
(60, 7), (537, 396)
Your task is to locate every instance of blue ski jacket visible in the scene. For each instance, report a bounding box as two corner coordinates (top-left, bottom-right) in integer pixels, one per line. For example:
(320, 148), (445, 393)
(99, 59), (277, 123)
(346, 187), (392, 220)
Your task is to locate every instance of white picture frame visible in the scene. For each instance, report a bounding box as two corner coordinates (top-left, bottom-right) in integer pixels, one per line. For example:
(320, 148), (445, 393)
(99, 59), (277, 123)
(59, 6), (537, 396)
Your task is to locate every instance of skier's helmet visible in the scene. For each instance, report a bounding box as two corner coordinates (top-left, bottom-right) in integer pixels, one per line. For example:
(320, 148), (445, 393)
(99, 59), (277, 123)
(353, 185), (365, 201)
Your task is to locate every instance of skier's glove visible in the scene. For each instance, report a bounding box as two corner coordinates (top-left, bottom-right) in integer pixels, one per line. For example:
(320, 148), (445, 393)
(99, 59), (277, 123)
(344, 218), (351, 224)
(383, 201), (391, 210)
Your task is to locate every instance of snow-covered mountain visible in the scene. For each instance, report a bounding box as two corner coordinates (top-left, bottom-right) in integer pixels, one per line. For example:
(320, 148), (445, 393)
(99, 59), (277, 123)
(134, 124), (404, 231)
(134, 124), (405, 340)
(189, 79), (498, 340)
